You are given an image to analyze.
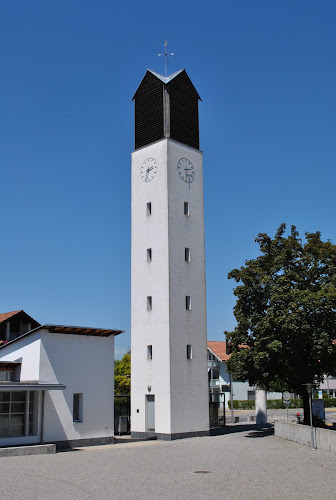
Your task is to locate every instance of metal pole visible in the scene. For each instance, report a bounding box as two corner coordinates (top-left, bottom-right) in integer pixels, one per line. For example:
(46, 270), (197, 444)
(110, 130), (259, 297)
(230, 374), (234, 423)
(308, 387), (315, 450)
(210, 356), (214, 397)
(40, 390), (45, 445)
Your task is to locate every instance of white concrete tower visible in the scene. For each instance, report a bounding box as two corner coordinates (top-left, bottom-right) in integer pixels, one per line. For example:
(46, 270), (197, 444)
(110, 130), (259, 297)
(131, 69), (209, 440)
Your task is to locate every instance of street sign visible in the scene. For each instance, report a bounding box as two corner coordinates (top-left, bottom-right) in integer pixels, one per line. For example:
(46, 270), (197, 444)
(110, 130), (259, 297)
(283, 391), (291, 401)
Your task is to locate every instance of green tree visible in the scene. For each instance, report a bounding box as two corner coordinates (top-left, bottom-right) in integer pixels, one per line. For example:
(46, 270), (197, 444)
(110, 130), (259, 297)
(226, 224), (336, 424)
(114, 352), (131, 395)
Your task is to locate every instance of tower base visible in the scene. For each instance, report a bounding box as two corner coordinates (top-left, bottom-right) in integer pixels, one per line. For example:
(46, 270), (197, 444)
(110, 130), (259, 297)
(131, 430), (210, 441)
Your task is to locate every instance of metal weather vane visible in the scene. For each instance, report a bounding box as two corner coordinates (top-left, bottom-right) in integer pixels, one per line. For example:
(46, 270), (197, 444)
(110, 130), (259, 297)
(158, 40), (174, 77)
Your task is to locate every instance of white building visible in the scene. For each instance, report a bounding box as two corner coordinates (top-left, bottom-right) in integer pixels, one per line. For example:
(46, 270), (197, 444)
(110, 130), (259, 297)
(208, 341), (282, 406)
(131, 69), (209, 439)
(0, 323), (122, 448)
(318, 376), (336, 398)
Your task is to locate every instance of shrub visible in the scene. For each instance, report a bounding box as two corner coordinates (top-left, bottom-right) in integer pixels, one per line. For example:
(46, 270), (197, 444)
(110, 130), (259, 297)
(323, 398), (336, 408)
(227, 398), (304, 410)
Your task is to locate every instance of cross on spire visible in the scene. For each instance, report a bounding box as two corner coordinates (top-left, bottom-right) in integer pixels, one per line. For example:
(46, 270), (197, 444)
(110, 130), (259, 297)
(158, 40), (174, 77)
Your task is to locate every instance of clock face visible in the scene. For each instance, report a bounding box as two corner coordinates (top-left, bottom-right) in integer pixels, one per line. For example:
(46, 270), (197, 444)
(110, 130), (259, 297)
(177, 158), (195, 189)
(140, 158), (158, 183)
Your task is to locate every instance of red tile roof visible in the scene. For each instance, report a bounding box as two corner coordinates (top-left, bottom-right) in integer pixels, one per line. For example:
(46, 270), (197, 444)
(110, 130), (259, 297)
(207, 341), (231, 361)
(0, 311), (22, 324)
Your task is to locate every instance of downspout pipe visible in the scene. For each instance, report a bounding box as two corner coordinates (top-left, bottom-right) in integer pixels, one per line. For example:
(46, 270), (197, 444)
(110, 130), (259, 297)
(40, 390), (45, 444)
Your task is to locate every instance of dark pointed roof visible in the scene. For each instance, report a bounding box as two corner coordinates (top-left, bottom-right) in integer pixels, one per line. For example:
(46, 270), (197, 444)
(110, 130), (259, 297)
(132, 68), (201, 101)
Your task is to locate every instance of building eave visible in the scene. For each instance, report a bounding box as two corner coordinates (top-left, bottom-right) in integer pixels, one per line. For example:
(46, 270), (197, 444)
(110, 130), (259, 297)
(0, 382), (66, 391)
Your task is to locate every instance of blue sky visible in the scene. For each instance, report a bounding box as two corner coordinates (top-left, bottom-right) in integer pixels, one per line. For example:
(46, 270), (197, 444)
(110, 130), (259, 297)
(1, 1), (335, 358)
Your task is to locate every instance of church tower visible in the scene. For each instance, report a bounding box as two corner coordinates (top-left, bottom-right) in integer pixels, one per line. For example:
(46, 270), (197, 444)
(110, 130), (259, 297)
(131, 68), (209, 439)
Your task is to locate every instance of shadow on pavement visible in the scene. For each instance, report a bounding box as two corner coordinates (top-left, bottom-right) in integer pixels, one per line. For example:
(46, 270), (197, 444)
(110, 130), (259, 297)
(210, 423), (274, 437)
(245, 426), (274, 438)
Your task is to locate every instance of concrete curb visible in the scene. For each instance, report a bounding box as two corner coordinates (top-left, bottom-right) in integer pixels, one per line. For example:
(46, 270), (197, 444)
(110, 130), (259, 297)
(0, 444), (56, 457)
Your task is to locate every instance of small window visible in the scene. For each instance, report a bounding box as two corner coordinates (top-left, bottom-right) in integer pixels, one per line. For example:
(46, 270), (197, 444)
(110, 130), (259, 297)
(147, 296), (152, 311)
(147, 202), (152, 216)
(147, 345), (153, 360)
(147, 248), (152, 262)
(185, 248), (190, 262)
(186, 296), (191, 310)
(73, 393), (83, 422)
(184, 202), (189, 216)
(247, 390), (256, 401)
(187, 345), (192, 359)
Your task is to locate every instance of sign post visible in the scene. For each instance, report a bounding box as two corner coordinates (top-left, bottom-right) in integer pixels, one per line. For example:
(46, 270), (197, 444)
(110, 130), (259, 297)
(282, 391), (291, 420)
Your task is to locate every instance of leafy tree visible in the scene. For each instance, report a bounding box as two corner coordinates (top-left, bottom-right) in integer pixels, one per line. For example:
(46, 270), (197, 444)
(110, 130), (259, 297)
(114, 352), (131, 395)
(226, 224), (336, 424)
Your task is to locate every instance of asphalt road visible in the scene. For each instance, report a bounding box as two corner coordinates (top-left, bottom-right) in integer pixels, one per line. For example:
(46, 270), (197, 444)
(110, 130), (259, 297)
(1, 425), (336, 500)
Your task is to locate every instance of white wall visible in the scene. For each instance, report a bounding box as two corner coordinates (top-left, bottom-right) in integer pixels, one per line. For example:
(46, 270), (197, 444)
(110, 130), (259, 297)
(40, 330), (115, 443)
(0, 332), (41, 381)
(131, 139), (171, 434)
(167, 140), (209, 434)
(0, 328), (115, 445)
(131, 138), (209, 436)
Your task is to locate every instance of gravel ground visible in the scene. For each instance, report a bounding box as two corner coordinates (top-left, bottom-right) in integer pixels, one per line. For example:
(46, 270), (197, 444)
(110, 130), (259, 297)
(1, 425), (336, 500)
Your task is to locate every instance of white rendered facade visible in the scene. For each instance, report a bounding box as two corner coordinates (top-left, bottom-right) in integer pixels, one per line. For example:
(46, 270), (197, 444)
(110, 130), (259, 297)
(131, 138), (209, 439)
(0, 326), (118, 448)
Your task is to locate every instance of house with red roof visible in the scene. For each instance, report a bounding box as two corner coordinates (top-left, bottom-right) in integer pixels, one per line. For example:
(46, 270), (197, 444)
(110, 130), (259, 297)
(207, 341), (282, 407)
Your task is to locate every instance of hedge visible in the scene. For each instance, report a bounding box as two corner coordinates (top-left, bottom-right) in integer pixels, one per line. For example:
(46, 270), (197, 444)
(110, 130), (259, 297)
(227, 398), (336, 410)
(228, 399), (301, 410)
(324, 398), (336, 408)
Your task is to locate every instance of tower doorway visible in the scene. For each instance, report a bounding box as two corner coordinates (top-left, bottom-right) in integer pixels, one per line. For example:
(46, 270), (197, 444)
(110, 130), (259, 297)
(146, 395), (155, 432)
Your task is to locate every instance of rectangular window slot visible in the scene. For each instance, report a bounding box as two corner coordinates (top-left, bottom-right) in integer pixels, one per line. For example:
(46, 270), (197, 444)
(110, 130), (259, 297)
(186, 296), (191, 310)
(73, 393), (83, 422)
(184, 202), (189, 216)
(187, 345), (192, 359)
(147, 345), (153, 360)
(147, 296), (152, 311)
(185, 248), (190, 262)
(147, 248), (152, 262)
(147, 202), (152, 216)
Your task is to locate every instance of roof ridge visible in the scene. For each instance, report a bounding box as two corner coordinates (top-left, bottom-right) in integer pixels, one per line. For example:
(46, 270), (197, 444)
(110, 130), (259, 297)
(147, 68), (185, 84)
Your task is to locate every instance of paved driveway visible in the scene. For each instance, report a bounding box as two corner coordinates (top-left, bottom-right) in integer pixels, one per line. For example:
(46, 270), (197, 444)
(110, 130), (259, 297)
(1, 425), (336, 500)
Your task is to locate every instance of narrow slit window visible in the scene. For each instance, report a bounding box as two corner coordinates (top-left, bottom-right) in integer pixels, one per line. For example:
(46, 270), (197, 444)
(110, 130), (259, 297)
(186, 296), (191, 310)
(147, 345), (153, 360)
(184, 202), (189, 216)
(147, 202), (152, 216)
(185, 248), (190, 262)
(147, 296), (152, 311)
(147, 248), (152, 262)
(73, 393), (83, 422)
(187, 345), (192, 359)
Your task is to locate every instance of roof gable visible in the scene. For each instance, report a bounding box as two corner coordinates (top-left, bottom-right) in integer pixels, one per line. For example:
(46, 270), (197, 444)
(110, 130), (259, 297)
(0, 310), (22, 324)
(207, 341), (230, 362)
